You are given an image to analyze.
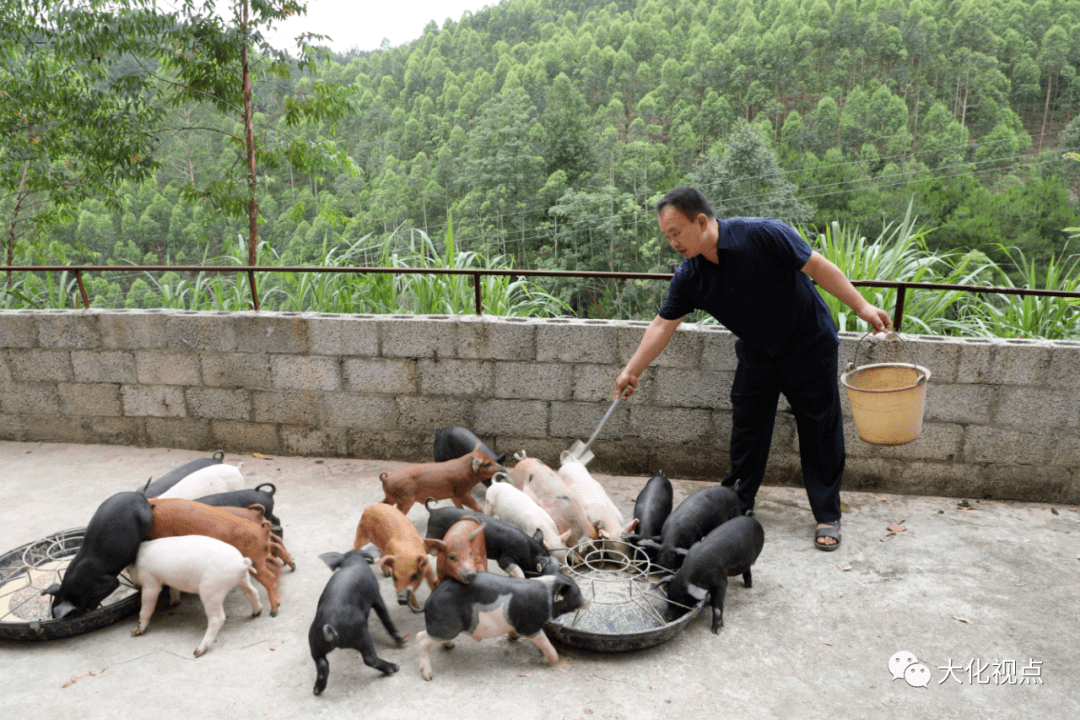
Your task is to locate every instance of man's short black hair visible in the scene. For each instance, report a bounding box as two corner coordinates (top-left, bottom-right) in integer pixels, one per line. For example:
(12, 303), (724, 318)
(656, 185), (715, 221)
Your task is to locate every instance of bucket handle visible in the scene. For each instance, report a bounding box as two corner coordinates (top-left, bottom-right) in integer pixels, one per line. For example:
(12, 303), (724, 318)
(846, 331), (928, 385)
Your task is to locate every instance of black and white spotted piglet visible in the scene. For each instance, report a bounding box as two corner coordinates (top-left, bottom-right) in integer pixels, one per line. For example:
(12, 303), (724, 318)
(416, 571), (588, 680)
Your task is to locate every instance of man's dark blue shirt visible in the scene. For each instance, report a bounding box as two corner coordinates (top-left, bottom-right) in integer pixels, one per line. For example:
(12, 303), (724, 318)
(658, 217), (839, 385)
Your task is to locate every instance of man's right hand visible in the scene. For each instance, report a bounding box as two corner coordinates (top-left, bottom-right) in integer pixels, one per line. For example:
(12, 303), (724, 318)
(614, 369), (638, 400)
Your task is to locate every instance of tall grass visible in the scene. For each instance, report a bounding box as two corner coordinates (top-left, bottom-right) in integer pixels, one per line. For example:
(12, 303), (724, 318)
(808, 200), (998, 335)
(0, 221), (568, 317)
(941, 245), (1080, 339)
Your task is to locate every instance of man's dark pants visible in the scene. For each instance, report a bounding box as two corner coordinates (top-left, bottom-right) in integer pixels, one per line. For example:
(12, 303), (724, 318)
(721, 343), (845, 524)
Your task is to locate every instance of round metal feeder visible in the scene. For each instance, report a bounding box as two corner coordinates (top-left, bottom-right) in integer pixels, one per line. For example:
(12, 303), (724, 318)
(544, 541), (702, 652)
(0, 528), (140, 641)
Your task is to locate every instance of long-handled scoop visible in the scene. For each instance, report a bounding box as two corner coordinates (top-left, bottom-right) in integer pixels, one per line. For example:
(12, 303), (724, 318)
(565, 397), (621, 466)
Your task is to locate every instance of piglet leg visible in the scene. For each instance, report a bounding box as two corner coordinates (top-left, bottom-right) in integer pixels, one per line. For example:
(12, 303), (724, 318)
(527, 629), (560, 665)
(194, 587), (228, 657)
(132, 579), (162, 637)
(238, 574), (263, 617)
(710, 576), (730, 634)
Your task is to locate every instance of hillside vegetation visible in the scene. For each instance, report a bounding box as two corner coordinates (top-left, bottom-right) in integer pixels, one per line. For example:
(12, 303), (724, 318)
(5, 0), (1080, 325)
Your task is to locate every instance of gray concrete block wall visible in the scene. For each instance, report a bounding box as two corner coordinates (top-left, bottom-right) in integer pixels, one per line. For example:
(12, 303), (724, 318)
(0, 309), (1077, 503)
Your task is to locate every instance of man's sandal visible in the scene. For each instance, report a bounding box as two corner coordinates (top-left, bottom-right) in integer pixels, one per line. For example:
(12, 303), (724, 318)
(814, 520), (842, 551)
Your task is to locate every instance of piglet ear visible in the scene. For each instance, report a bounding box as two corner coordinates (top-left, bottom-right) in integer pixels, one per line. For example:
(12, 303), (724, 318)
(320, 552), (345, 570)
(651, 574), (675, 590)
(472, 456), (482, 471)
(375, 554), (396, 573)
(41, 582), (60, 597)
(423, 539), (446, 555)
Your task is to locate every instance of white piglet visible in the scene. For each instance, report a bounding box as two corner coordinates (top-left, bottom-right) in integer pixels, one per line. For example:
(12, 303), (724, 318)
(156, 462), (245, 500)
(558, 451), (638, 557)
(484, 474), (571, 562)
(128, 535), (263, 657)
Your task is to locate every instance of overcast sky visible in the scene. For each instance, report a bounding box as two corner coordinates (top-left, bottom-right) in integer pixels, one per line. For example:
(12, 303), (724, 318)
(261, 0), (501, 54)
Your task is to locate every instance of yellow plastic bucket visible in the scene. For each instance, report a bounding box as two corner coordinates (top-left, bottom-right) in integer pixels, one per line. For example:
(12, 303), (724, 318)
(840, 332), (930, 446)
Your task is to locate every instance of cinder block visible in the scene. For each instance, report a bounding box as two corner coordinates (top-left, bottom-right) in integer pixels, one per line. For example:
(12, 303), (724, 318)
(457, 316), (536, 361)
(548, 399), (630, 440)
(994, 340), (1051, 385)
(280, 425), (349, 456)
(343, 358), (415, 394)
(167, 312), (238, 352)
(6, 349), (72, 382)
(146, 417), (214, 450)
(494, 362), (571, 401)
(235, 313), (309, 354)
(348, 429), (429, 464)
(996, 387), (1080, 428)
(136, 349), (201, 386)
(845, 421), (964, 462)
(99, 310), (167, 349)
(396, 395), (473, 432)
(536, 320), (616, 364)
(472, 399), (548, 437)
(35, 311), (100, 349)
(982, 463), (1075, 503)
(628, 405), (713, 444)
(121, 385), (186, 418)
(572, 364), (620, 402)
(417, 358), (492, 397)
(185, 387), (251, 421)
(860, 457), (978, 497)
(210, 419), (279, 454)
(768, 412), (798, 456)
(1051, 430), (1080, 467)
(322, 394), (397, 429)
(381, 316), (456, 359)
(0, 413), (23, 441)
(923, 383), (996, 424)
(72, 351), (137, 383)
(902, 335), (961, 383)
(201, 353), (272, 389)
(1, 384), (61, 414)
(20, 415), (85, 443)
(653, 367), (730, 409)
(963, 425), (1055, 465)
(958, 338), (1051, 385)
(253, 391), (319, 426)
(837, 456), (905, 493)
(271, 356), (340, 391)
(85, 416), (146, 447)
(58, 383), (121, 416)
(0, 312), (38, 348)
(306, 314), (379, 357)
(616, 321), (702, 368)
(698, 326), (738, 372)
(1047, 341), (1080, 387)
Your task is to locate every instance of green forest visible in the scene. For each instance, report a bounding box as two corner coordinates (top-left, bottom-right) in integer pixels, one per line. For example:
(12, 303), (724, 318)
(4, 0), (1080, 335)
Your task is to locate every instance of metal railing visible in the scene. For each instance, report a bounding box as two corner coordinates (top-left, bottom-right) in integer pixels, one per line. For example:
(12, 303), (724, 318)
(3, 264), (1080, 332)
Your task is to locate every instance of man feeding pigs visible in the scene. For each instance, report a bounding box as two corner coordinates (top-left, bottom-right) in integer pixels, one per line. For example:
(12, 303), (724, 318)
(613, 185), (892, 551)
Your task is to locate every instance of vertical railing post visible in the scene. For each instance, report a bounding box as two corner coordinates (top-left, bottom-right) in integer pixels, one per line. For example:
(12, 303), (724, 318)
(247, 269), (260, 311)
(74, 270), (90, 309)
(473, 271), (483, 315)
(893, 284), (907, 331)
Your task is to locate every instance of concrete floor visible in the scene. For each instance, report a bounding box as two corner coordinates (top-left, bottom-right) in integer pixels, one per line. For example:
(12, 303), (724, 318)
(0, 440), (1077, 720)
